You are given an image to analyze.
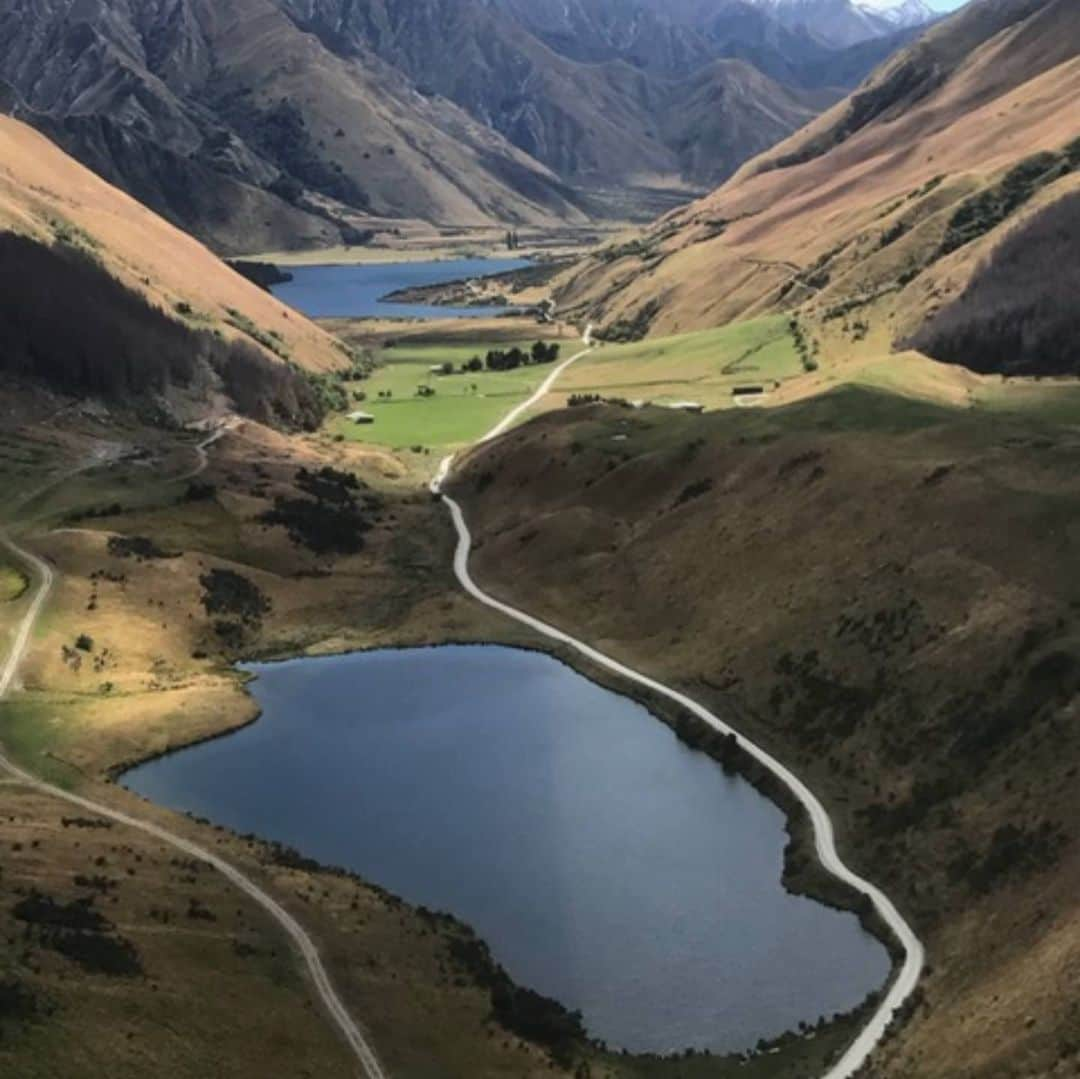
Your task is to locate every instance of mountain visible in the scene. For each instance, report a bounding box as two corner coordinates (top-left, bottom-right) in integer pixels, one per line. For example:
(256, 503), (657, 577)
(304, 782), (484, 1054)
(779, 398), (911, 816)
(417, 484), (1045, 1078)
(732, 0), (935, 45)
(558, 0), (1080, 364)
(279, 0), (937, 203)
(0, 0), (586, 253)
(0, 0), (929, 248)
(0, 113), (344, 425)
(631, 0), (937, 45)
(858, 0), (938, 28)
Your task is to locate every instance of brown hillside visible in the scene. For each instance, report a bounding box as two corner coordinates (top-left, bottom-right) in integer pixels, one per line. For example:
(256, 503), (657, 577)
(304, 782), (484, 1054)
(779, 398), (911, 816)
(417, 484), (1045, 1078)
(558, 0), (1080, 343)
(0, 116), (342, 376)
(453, 393), (1080, 1079)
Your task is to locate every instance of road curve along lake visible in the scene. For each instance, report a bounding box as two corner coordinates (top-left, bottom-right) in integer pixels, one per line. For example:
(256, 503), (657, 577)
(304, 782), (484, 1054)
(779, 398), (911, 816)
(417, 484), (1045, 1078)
(122, 644), (890, 1055)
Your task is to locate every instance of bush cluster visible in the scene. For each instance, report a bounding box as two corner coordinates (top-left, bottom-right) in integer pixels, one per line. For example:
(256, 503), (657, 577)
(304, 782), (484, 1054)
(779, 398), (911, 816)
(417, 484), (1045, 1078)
(261, 467), (380, 555)
(0, 232), (324, 431)
(938, 145), (1078, 257)
(911, 191), (1080, 376)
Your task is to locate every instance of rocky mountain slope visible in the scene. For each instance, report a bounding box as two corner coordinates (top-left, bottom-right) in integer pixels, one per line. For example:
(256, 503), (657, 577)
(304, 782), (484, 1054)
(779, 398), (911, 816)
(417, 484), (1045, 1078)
(285, 0), (930, 196)
(0, 0), (931, 249)
(735, 0), (935, 46)
(557, 0), (1079, 362)
(0, 0), (585, 253)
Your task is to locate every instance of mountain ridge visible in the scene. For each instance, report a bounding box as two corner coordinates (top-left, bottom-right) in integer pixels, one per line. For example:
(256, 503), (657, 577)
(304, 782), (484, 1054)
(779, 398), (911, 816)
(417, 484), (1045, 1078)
(556, 0), (1079, 351)
(0, 0), (932, 250)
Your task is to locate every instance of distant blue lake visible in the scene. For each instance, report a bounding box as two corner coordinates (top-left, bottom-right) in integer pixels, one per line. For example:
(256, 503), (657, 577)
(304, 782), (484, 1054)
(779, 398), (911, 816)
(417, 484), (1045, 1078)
(122, 645), (890, 1054)
(269, 258), (530, 318)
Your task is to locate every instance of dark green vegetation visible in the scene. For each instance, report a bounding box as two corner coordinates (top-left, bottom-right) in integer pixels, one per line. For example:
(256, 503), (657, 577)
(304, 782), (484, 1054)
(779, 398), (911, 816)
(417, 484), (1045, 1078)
(200, 570), (272, 625)
(912, 190), (1080, 376)
(0, 232), (323, 431)
(261, 467), (382, 556)
(447, 930), (585, 1068)
(0, 562), (28, 602)
(13, 891), (143, 978)
(200, 569), (272, 650)
(106, 536), (175, 561)
(0, 978), (45, 1036)
(594, 300), (662, 344)
(481, 342), (561, 371)
(938, 141), (1080, 257)
(223, 309), (290, 360)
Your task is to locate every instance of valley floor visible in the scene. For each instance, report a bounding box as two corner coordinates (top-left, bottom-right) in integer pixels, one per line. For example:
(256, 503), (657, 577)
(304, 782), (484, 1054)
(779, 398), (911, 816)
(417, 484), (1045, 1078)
(3, 309), (1080, 1078)
(0, 345), (875, 1079)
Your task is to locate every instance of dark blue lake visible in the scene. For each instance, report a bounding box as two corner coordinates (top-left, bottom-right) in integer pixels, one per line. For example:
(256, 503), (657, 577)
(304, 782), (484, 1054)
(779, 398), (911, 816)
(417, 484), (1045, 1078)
(122, 645), (890, 1054)
(269, 258), (530, 318)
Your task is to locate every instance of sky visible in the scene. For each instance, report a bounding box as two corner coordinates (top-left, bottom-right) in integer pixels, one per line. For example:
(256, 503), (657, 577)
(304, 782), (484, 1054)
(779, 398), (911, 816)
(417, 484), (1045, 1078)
(928, 0), (969, 10)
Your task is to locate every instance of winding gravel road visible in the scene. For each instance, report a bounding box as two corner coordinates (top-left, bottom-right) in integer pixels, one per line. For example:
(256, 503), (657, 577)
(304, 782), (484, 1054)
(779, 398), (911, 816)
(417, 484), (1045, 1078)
(1, 336), (924, 1079)
(0, 431), (389, 1079)
(432, 337), (925, 1079)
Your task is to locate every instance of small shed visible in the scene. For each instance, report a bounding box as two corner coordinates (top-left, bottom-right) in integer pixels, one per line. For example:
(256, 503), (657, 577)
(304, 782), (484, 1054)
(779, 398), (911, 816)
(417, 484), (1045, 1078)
(665, 401), (705, 414)
(732, 384), (770, 408)
(348, 411), (375, 425)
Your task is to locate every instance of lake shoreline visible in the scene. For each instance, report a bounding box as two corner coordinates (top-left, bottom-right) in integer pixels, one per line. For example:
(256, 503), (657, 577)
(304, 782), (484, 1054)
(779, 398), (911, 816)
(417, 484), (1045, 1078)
(119, 637), (895, 1062)
(268, 257), (534, 320)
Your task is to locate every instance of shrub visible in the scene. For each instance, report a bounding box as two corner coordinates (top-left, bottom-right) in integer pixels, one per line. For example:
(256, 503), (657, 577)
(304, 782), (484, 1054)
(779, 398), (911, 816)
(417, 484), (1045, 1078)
(107, 535), (171, 560)
(306, 372), (349, 413)
(938, 147), (1076, 257)
(0, 978), (40, 1025)
(448, 932), (585, 1067)
(596, 300), (660, 343)
(674, 478), (713, 507)
(46, 930), (143, 977)
(223, 308), (289, 360)
(183, 481), (217, 502)
(199, 570), (271, 625)
(13, 892), (107, 932)
(261, 468), (378, 555)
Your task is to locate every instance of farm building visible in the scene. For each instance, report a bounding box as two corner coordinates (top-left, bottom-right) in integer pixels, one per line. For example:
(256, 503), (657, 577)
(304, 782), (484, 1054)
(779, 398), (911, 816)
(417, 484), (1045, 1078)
(348, 411), (375, 425)
(732, 384), (774, 408)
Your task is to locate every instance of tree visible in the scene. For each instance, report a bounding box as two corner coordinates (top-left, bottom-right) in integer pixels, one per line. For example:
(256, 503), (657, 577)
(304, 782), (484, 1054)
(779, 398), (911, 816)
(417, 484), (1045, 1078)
(531, 341), (560, 364)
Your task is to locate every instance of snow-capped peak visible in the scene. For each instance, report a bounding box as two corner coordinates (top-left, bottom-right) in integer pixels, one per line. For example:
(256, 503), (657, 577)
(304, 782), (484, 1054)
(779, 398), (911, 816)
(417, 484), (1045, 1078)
(855, 0), (936, 27)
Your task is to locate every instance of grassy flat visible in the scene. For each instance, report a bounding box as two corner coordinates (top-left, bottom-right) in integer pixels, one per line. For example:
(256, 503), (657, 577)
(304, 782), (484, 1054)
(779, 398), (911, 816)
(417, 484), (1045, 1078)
(551, 316), (803, 409)
(329, 342), (560, 451)
(0, 560), (29, 602)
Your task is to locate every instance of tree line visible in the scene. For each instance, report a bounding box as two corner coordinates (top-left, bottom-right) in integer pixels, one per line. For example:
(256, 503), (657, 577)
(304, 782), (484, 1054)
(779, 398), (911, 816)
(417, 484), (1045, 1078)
(909, 190), (1080, 377)
(0, 231), (324, 430)
(474, 341), (560, 373)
